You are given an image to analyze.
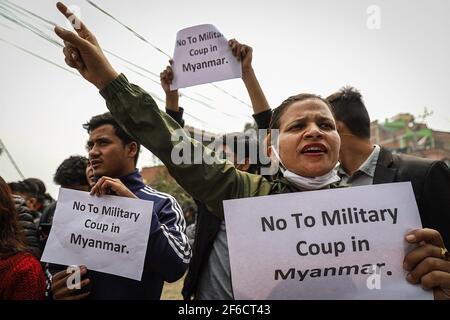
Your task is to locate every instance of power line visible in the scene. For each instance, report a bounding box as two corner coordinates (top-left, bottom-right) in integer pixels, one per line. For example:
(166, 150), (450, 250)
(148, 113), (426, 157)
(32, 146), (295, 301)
(0, 34), (217, 131)
(1, 0), (55, 27)
(0, 20), (12, 29)
(0, 37), (80, 76)
(84, 0), (252, 109)
(0, 3), (61, 47)
(0, 1), (253, 128)
(85, 0), (171, 58)
(0, 1), (251, 123)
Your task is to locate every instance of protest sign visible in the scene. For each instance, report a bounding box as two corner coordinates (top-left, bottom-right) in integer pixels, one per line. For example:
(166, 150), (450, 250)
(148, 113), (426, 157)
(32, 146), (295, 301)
(41, 188), (153, 281)
(223, 182), (432, 299)
(170, 24), (242, 90)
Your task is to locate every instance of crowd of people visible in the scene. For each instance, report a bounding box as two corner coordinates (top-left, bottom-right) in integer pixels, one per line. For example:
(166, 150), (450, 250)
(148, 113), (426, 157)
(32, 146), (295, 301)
(1, 2), (450, 300)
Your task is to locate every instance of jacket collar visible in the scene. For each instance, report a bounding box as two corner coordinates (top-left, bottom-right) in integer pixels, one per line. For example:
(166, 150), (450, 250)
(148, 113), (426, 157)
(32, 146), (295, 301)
(373, 147), (398, 184)
(119, 169), (146, 193)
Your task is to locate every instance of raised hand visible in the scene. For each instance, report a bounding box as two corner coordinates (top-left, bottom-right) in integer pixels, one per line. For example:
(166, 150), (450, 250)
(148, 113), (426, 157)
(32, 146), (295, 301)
(229, 39), (253, 74)
(54, 2), (119, 90)
(90, 176), (137, 198)
(160, 60), (179, 111)
(228, 39), (270, 116)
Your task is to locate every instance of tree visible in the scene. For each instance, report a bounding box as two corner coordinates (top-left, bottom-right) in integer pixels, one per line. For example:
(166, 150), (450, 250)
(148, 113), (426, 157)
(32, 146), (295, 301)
(149, 169), (195, 211)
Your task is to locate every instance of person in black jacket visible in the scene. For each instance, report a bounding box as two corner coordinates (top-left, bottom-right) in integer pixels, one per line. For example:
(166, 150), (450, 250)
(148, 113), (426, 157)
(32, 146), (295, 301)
(327, 86), (450, 299)
(12, 195), (42, 259)
(8, 180), (45, 226)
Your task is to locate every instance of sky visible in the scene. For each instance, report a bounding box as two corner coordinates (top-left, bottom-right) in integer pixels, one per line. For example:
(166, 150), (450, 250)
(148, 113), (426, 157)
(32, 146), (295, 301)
(1, 0), (449, 198)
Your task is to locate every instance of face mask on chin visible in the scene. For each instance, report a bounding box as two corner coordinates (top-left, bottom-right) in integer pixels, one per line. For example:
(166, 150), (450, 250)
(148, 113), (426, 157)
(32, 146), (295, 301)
(270, 145), (340, 190)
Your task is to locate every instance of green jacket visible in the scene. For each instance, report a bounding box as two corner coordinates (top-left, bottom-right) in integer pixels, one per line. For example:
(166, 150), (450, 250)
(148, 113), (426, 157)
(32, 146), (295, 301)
(100, 74), (300, 218)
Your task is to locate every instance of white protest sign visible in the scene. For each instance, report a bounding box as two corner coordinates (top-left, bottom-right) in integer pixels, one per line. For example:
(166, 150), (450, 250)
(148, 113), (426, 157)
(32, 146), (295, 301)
(223, 182), (432, 300)
(170, 24), (242, 90)
(41, 188), (153, 281)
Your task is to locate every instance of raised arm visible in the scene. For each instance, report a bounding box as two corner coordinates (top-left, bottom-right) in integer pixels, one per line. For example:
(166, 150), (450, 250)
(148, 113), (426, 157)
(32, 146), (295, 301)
(229, 39), (272, 128)
(54, 2), (271, 217)
(98, 75), (270, 217)
(160, 61), (185, 127)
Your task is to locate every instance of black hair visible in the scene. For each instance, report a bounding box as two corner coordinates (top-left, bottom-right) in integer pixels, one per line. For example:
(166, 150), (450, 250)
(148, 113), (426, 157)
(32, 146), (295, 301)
(54, 155), (89, 187)
(8, 180), (43, 204)
(0, 175), (26, 258)
(326, 86), (371, 139)
(83, 112), (141, 165)
(23, 178), (46, 195)
(269, 93), (335, 130)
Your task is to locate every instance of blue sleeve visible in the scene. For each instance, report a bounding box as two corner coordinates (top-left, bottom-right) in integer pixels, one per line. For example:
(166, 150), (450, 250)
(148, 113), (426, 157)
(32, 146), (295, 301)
(146, 195), (191, 283)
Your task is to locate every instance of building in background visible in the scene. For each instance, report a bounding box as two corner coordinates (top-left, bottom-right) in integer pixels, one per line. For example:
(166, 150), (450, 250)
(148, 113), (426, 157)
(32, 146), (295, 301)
(371, 113), (450, 166)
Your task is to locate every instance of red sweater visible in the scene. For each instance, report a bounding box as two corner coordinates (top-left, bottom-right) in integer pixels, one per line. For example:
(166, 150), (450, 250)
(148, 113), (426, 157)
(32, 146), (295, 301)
(0, 252), (46, 300)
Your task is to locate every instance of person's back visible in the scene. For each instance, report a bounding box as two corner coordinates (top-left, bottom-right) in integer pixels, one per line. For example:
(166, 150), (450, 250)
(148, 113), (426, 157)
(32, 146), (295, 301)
(12, 195), (42, 259)
(0, 251), (45, 300)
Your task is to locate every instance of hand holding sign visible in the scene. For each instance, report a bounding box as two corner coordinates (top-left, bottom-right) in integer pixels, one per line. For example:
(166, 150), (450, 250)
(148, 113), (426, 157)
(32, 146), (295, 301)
(41, 189), (153, 280)
(223, 182), (433, 300)
(228, 39), (270, 115)
(403, 228), (450, 300)
(90, 176), (137, 199)
(52, 266), (91, 300)
(228, 39), (253, 75)
(160, 61), (180, 112)
(160, 61), (176, 94)
(170, 24), (242, 90)
(54, 2), (119, 90)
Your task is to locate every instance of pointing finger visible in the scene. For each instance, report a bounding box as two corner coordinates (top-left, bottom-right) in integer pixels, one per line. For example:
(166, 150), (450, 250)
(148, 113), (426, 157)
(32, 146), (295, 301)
(56, 2), (88, 34)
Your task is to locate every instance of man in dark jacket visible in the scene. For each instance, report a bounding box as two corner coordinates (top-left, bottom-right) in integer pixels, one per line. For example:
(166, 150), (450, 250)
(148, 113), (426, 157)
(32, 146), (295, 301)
(327, 86), (450, 249)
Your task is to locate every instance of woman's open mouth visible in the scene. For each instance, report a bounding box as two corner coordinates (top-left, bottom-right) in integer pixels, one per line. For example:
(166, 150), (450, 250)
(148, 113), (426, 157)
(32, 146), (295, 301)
(300, 143), (327, 156)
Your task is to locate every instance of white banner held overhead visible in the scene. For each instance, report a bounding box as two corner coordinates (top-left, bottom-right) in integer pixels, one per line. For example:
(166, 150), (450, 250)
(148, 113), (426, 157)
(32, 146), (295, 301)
(170, 24), (242, 90)
(41, 188), (153, 281)
(223, 182), (432, 300)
